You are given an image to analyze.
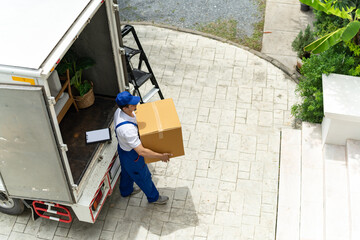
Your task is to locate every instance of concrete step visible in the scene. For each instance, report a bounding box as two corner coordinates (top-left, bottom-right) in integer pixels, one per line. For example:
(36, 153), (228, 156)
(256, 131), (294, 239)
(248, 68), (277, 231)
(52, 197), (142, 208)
(277, 122), (360, 240)
(276, 128), (301, 240)
(323, 144), (350, 240)
(346, 139), (360, 239)
(300, 122), (324, 240)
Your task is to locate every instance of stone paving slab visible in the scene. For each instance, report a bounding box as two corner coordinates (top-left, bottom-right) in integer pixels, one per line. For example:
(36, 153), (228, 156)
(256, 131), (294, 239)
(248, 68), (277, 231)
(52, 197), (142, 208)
(262, 31), (299, 56)
(0, 25), (297, 239)
(264, 2), (304, 32)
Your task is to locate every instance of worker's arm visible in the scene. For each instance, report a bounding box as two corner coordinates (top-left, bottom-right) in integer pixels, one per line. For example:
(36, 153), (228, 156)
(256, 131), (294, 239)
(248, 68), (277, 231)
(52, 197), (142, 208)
(134, 143), (172, 162)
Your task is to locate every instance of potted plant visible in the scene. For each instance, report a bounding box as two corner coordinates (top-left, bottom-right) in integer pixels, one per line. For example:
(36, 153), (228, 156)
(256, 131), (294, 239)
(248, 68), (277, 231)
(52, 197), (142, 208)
(292, 25), (315, 73)
(57, 50), (96, 109)
(300, 2), (310, 12)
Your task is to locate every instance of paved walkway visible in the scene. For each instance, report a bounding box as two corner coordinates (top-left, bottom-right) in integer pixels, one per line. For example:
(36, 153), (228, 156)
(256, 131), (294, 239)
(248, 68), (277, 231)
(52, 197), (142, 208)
(262, 0), (315, 71)
(0, 26), (298, 239)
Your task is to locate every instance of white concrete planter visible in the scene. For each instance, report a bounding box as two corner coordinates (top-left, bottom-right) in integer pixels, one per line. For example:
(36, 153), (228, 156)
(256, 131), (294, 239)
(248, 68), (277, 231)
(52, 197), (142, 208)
(322, 73), (360, 145)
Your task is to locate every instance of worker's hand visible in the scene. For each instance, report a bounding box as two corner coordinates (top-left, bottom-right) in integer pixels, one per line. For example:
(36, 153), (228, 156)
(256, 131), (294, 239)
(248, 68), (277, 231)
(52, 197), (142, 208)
(160, 153), (172, 162)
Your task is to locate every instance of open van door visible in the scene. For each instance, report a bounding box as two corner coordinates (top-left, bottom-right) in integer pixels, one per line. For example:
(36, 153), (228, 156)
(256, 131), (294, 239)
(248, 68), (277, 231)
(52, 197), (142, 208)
(0, 84), (73, 203)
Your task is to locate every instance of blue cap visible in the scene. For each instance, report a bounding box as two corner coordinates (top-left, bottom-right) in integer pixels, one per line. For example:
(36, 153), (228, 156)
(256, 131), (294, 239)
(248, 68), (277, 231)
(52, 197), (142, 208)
(116, 91), (140, 106)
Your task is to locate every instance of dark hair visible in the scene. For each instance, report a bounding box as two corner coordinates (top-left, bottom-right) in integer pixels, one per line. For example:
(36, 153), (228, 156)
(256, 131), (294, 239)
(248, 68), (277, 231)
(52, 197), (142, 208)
(118, 104), (129, 110)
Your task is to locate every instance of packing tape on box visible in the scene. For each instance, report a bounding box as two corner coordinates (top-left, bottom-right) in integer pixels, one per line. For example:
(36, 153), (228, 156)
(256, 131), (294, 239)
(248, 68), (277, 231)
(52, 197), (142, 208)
(151, 102), (164, 139)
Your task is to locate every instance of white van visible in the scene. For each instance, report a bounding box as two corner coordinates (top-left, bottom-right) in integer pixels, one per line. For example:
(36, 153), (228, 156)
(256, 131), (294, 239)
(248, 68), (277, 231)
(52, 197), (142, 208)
(0, 0), (130, 223)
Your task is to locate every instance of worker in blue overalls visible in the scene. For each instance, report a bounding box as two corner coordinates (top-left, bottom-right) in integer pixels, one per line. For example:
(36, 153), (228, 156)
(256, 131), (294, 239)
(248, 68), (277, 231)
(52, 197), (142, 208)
(114, 91), (172, 204)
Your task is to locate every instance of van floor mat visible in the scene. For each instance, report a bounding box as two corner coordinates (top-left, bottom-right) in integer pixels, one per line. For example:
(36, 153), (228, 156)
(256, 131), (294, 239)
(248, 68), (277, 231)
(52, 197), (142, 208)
(59, 96), (117, 184)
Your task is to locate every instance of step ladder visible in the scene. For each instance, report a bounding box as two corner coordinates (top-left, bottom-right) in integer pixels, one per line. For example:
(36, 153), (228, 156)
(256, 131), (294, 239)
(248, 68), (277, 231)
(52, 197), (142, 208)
(121, 25), (164, 103)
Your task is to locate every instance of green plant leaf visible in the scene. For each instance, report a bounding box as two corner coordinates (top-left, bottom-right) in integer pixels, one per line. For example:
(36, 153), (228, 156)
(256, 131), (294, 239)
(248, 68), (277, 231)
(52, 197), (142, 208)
(300, 0), (327, 11)
(78, 81), (92, 96)
(64, 50), (77, 63)
(55, 63), (71, 76)
(341, 21), (360, 41)
(323, 0), (356, 11)
(292, 25), (315, 58)
(56, 49), (95, 97)
(330, 8), (353, 20)
(356, 9), (360, 19)
(291, 44), (359, 123)
(326, 5), (354, 20)
(300, 0), (353, 20)
(70, 71), (82, 87)
(77, 57), (96, 70)
(304, 27), (345, 53)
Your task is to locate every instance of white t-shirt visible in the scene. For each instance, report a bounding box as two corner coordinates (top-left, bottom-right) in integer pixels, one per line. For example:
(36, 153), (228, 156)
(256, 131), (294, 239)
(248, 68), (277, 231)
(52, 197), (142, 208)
(114, 108), (141, 151)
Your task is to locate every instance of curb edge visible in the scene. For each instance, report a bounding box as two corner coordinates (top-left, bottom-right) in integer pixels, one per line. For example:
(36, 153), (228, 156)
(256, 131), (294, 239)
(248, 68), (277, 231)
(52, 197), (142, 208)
(124, 21), (300, 84)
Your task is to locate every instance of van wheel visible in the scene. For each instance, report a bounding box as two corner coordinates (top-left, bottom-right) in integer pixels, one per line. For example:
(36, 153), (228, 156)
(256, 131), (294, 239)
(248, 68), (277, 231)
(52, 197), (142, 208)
(0, 193), (24, 215)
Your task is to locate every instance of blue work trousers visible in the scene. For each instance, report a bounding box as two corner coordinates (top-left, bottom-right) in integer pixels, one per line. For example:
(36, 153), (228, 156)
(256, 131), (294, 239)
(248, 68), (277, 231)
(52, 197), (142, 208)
(117, 145), (159, 202)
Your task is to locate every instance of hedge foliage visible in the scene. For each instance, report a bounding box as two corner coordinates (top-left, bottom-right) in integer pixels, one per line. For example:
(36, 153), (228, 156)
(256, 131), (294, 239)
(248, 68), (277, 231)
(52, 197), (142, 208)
(291, 11), (360, 123)
(292, 45), (359, 123)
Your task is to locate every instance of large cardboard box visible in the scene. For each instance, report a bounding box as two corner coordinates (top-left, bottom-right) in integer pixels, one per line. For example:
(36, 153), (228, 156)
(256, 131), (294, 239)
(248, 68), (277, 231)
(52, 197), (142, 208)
(136, 98), (184, 163)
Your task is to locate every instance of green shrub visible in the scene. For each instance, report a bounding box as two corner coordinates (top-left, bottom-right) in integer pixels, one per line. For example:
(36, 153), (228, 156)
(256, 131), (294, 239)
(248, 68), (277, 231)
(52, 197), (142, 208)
(313, 10), (349, 37)
(292, 25), (315, 59)
(292, 44), (358, 123)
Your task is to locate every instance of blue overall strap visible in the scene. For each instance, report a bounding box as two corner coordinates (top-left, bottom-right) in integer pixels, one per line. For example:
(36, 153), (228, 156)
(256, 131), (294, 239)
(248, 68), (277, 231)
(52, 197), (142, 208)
(115, 121), (139, 139)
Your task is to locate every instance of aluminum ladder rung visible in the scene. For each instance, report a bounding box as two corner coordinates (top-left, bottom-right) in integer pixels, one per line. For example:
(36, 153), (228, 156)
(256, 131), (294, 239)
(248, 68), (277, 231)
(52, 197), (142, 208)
(143, 87), (160, 103)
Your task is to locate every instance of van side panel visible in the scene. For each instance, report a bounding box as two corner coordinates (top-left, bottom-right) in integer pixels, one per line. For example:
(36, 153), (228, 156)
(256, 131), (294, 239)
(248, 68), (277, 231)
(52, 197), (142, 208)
(0, 84), (73, 203)
(72, 4), (118, 97)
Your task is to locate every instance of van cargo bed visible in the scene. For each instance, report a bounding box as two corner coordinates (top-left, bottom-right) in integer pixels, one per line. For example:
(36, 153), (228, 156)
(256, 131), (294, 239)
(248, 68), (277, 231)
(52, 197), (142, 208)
(59, 96), (117, 184)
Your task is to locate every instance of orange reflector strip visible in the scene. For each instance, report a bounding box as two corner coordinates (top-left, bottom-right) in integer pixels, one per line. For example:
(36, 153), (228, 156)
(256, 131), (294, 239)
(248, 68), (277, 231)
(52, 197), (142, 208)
(12, 76), (35, 85)
(92, 188), (103, 211)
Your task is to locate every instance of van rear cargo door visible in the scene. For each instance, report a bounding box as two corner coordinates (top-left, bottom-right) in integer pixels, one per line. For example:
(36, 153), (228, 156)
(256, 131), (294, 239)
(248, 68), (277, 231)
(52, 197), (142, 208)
(0, 84), (73, 203)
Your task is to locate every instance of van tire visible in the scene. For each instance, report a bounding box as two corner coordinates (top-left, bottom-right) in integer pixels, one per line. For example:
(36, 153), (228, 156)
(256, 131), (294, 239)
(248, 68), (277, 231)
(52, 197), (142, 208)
(0, 195), (24, 215)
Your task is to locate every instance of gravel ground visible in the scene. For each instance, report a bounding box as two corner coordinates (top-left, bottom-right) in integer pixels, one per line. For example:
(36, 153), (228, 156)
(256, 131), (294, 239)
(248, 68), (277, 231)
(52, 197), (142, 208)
(118, 0), (262, 37)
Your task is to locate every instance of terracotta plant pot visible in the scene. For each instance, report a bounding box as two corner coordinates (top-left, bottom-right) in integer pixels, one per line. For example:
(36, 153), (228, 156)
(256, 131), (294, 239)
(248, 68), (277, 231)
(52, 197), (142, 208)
(74, 86), (95, 109)
(296, 58), (303, 74)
